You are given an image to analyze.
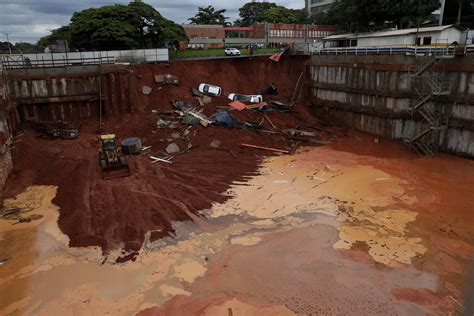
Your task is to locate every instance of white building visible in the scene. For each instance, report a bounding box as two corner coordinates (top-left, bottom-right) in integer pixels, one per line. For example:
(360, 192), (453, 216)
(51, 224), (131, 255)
(306, 0), (335, 15)
(323, 25), (462, 48)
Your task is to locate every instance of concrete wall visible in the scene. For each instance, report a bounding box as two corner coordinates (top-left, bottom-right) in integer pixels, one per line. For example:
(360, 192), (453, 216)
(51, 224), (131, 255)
(309, 54), (474, 157)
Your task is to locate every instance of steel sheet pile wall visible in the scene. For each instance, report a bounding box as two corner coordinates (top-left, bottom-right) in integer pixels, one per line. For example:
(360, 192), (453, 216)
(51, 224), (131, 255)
(309, 54), (474, 157)
(0, 74), (15, 193)
(5, 64), (133, 123)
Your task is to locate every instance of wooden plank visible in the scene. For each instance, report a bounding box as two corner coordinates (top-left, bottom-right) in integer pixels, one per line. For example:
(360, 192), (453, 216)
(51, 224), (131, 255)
(264, 114), (277, 129)
(245, 102), (268, 110)
(241, 143), (289, 154)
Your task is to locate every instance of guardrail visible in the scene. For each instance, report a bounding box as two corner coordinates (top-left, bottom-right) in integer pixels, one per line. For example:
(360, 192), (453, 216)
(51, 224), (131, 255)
(316, 45), (474, 56)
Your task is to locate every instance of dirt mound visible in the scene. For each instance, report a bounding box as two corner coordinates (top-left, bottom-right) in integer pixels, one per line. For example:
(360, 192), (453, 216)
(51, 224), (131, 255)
(4, 56), (338, 255)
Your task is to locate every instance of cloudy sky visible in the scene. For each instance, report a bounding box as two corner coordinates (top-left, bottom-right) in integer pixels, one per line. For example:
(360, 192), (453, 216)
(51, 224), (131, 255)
(0, 0), (303, 44)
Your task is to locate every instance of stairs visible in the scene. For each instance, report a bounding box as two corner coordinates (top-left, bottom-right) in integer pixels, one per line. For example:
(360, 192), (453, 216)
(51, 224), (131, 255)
(404, 55), (451, 155)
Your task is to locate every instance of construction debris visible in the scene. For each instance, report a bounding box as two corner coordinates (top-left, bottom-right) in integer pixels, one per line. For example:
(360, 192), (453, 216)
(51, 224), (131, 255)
(261, 83), (278, 95)
(157, 119), (171, 128)
(269, 101), (297, 113)
(166, 143), (180, 154)
(121, 137), (142, 155)
(264, 114), (277, 129)
(215, 112), (234, 127)
(210, 140), (221, 149)
(154, 74), (180, 85)
(246, 102), (268, 110)
(241, 143), (290, 154)
(28, 119), (79, 140)
(0, 257), (10, 266)
(285, 129), (317, 137)
(150, 156), (173, 164)
(229, 100), (246, 111)
(142, 86), (152, 95)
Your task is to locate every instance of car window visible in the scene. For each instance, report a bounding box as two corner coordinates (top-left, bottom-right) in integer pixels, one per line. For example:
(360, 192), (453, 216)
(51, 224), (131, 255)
(203, 85), (209, 93)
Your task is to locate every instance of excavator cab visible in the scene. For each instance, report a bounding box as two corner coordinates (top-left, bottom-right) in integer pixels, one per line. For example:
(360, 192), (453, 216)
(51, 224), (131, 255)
(99, 134), (131, 180)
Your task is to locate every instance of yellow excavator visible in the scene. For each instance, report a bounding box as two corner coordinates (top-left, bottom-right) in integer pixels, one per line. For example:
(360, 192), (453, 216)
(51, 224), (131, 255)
(99, 134), (131, 179)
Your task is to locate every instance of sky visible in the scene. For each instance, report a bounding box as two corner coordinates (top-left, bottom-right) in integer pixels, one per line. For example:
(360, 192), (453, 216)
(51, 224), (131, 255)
(0, 0), (303, 44)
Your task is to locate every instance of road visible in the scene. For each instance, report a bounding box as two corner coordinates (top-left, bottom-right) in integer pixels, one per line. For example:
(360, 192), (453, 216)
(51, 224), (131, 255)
(170, 53), (273, 61)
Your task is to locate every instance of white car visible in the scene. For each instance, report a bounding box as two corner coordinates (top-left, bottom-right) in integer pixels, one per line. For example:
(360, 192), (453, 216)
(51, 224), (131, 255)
(228, 93), (263, 103)
(225, 48), (241, 56)
(198, 83), (222, 96)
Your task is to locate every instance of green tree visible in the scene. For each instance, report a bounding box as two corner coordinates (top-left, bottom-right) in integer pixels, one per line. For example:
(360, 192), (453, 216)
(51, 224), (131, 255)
(262, 7), (300, 24)
(316, 0), (440, 32)
(37, 1), (187, 51)
(69, 5), (138, 50)
(37, 26), (71, 48)
(237, 2), (278, 26)
(188, 5), (229, 25)
(291, 9), (310, 24)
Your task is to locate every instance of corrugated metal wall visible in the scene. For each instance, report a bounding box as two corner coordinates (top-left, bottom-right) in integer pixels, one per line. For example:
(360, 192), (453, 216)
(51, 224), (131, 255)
(6, 65), (133, 123)
(309, 55), (474, 158)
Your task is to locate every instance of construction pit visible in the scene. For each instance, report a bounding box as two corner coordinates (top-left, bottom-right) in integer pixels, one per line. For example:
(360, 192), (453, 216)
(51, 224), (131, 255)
(0, 55), (473, 315)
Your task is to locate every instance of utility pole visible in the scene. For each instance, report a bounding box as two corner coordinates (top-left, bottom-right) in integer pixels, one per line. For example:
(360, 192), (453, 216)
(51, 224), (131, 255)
(3, 33), (12, 54)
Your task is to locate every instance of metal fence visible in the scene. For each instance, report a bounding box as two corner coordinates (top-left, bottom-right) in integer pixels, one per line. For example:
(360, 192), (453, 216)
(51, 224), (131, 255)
(315, 45), (474, 56)
(0, 48), (169, 70)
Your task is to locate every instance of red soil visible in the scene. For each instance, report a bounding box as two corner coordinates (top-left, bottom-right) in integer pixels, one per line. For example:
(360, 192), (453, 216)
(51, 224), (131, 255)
(4, 56), (336, 254)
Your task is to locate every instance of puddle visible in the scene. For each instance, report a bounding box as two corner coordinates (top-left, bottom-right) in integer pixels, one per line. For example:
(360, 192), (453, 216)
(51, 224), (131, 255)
(201, 299), (296, 316)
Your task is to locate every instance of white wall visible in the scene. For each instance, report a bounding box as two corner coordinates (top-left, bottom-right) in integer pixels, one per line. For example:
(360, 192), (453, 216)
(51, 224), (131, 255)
(357, 28), (462, 47)
(359, 35), (415, 47)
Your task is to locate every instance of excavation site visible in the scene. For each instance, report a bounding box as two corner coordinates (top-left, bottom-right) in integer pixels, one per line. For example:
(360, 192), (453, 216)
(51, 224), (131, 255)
(0, 53), (473, 315)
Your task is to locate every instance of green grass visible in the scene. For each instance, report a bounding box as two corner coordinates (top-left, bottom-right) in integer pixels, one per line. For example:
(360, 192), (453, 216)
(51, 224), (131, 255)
(169, 48), (279, 59)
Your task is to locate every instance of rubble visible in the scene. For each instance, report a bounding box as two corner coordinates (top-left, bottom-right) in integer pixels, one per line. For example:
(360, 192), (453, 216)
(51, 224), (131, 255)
(154, 74), (180, 85)
(214, 112), (234, 127)
(142, 85), (152, 95)
(157, 119), (171, 128)
(210, 140), (221, 149)
(166, 143), (180, 154)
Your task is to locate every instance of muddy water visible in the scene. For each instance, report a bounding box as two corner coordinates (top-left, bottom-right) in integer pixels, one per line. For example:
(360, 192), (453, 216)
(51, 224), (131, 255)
(1, 140), (473, 315)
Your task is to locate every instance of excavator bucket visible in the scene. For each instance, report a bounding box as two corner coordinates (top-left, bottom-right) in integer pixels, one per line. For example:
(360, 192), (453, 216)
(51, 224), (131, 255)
(100, 158), (131, 180)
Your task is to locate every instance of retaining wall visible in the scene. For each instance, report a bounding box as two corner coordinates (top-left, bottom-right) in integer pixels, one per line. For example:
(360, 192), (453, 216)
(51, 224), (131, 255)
(308, 54), (474, 157)
(5, 64), (135, 123)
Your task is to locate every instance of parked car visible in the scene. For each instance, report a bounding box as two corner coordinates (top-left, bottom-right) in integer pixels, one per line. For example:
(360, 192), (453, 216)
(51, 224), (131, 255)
(228, 93), (263, 103)
(198, 83), (222, 96)
(225, 48), (241, 56)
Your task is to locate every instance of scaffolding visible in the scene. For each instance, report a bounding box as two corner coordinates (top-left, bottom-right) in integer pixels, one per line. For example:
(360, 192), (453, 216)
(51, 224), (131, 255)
(404, 51), (453, 155)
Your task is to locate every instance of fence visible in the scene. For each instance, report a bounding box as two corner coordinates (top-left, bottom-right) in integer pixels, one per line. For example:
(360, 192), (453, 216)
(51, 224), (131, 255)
(0, 48), (169, 70)
(315, 45), (474, 56)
